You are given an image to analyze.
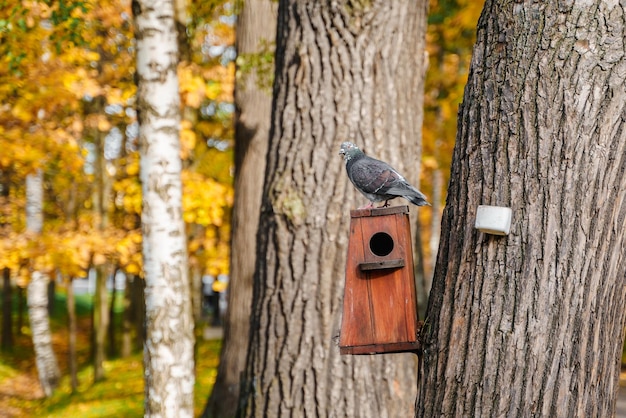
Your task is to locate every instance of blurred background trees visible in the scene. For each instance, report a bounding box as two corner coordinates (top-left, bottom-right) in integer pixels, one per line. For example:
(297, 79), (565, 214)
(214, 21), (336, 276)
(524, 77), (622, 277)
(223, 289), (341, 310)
(0, 0), (236, 402)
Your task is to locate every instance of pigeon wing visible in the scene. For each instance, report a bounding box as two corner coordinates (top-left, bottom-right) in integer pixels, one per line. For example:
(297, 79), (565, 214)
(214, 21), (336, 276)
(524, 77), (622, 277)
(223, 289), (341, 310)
(349, 157), (404, 195)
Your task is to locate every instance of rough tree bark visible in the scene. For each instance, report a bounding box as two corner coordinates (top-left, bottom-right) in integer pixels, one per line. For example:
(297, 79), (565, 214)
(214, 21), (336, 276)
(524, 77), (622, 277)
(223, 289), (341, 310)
(134, 0), (195, 416)
(203, 0), (277, 417)
(238, 0), (428, 416)
(26, 170), (60, 397)
(418, 1), (626, 417)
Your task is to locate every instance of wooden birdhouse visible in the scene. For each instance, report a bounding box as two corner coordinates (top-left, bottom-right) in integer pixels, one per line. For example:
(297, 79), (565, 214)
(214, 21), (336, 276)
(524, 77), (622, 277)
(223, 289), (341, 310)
(339, 205), (421, 355)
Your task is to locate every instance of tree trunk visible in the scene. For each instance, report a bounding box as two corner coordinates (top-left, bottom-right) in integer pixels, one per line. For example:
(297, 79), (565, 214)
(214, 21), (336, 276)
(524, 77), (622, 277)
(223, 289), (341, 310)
(47, 279), (55, 316)
(93, 265), (109, 382)
(134, 0), (195, 416)
(28, 272), (60, 397)
(91, 98), (112, 382)
(418, 1), (626, 417)
(17, 285), (24, 335)
(121, 273), (132, 358)
(238, 1), (428, 416)
(2, 267), (12, 350)
(67, 276), (78, 392)
(108, 270), (117, 358)
(204, 0), (277, 417)
(132, 274), (145, 351)
(189, 256), (202, 322)
(26, 170), (60, 397)
(1, 172), (12, 350)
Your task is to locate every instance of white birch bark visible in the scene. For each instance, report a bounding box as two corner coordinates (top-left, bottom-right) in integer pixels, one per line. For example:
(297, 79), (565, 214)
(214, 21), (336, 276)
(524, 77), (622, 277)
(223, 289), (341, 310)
(26, 169), (60, 397)
(134, 1), (195, 416)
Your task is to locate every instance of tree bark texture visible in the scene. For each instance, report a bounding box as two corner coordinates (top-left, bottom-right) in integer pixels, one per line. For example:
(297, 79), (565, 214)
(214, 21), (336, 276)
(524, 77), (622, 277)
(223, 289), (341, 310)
(205, 1), (277, 417)
(135, 1), (195, 416)
(239, 1), (428, 416)
(26, 170), (60, 397)
(418, 1), (626, 417)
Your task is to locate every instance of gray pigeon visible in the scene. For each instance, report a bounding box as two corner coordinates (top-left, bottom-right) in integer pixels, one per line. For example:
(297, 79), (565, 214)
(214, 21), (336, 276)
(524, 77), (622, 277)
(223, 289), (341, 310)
(339, 142), (429, 209)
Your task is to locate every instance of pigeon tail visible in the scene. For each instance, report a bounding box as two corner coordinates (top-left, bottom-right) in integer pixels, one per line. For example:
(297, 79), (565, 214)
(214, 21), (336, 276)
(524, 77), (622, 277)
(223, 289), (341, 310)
(405, 191), (430, 206)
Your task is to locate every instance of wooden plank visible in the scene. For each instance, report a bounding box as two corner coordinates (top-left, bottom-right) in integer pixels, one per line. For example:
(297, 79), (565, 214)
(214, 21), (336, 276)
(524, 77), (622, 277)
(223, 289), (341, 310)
(350, 205), (409, 218)
(358, 259), (405, 271)
(339, 216), (375, 347)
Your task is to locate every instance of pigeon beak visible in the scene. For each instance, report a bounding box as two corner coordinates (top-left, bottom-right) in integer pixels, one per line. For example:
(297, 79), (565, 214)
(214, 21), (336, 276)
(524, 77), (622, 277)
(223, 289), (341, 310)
(338, 150), (345, 156)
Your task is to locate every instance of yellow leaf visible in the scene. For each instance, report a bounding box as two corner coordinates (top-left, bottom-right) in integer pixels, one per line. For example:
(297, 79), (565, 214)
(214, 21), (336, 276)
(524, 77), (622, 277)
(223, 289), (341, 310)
(213, 280), (227, 293)
(11, 103), (33, 122)
(85, 51), (100, 61)
(126, 263), (140, 275)
(98, 116), (111, 132)
(93, 253), (107, 265)
(180, 128), (196, 159)
(126, 160), (139, 176)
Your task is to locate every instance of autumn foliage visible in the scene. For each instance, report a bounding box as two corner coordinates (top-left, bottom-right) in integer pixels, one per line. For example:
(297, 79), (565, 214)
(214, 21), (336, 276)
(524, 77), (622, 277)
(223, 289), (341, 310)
(0, 0), (235, 282)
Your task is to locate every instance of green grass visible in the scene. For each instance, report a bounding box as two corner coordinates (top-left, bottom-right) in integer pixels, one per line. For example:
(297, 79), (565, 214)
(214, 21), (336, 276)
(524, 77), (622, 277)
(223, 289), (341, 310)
(0, 287), (222, 417)
(21, 339), (221, 418)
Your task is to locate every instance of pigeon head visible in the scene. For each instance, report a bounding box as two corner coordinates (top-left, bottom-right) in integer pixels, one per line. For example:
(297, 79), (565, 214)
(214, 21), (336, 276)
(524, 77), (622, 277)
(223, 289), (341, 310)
(339, 142), (362, 161)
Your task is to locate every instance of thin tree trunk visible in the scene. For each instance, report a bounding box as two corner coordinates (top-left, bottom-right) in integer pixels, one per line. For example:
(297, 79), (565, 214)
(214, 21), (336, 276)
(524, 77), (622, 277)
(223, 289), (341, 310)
(418, 1), (626, 416)
(47, 279), (55, 316)
(1, 172), (12, 350)
(91, 97), (111, 382)
(93, 265), (109, 382)
(121, 273), (132, 358)
(17, 285), (24, 335)
(108, 268), (118, 358)
(204, 1), (277, 417)
(134, 0), (195, 415)
(132, 275), (145, 351)
(67, 276), (78, 392)
(413, 220), (427, 319)
(26, 170), (60, 397)
(2, 267), (12, 350)
(239, 1), (428, 416)
(189, 256), (202, 322)
(424, 166), (442, 307)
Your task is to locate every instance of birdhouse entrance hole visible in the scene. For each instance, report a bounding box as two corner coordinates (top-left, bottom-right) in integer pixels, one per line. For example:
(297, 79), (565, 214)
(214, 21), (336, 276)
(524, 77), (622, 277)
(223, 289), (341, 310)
(369, 232), (394, 257)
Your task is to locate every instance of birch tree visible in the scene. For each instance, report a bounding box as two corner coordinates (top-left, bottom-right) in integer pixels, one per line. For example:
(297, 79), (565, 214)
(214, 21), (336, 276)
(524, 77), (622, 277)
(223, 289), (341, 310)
(26, 169), (60, 397)
(418, 1), (626, 416)
(134, 0), (195, 416)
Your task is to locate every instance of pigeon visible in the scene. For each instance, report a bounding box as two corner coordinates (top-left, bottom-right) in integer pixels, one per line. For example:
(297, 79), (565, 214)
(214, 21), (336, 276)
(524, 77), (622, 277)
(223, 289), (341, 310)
(339, 141), (430, 209)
